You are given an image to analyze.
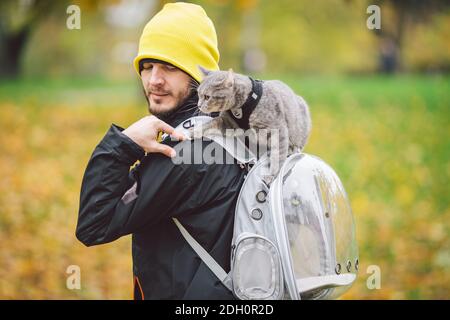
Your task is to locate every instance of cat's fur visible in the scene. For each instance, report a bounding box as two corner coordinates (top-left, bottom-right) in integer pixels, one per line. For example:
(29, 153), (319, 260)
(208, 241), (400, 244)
(192, 67), (312, 185)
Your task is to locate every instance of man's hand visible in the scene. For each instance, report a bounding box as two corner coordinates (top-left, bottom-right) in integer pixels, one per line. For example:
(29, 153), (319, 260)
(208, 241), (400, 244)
(122, 115), (187, 158)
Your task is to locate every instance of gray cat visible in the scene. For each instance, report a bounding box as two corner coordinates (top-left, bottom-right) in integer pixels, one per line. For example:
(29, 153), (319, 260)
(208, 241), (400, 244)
(192, 67), (312, 185)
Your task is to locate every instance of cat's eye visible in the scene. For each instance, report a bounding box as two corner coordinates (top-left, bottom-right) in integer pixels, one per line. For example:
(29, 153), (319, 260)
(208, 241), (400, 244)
(204, 95), (210, 101)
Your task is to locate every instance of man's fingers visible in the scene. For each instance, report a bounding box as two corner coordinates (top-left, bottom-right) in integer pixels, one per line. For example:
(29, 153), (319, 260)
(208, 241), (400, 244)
(156, 120), (187, 141)
(172, 130), (188, 141)
(149, 142), (177, 158)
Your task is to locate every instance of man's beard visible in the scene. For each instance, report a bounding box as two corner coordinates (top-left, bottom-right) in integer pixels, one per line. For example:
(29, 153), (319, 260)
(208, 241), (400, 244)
(142, 88), (184, 119)
(142, 78), (198, 122)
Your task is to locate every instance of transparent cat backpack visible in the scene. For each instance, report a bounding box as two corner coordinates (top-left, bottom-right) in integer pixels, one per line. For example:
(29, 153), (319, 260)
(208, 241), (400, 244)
(171, 116), (359, 300)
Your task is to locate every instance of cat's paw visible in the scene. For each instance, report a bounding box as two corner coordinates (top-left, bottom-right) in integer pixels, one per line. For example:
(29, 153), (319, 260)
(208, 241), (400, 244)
(288, 145), (301, 155)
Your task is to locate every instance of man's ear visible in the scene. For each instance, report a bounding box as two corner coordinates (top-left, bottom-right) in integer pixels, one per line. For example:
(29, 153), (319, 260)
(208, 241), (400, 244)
(224, 68), (234, 88)
(198, 65), (210, 77)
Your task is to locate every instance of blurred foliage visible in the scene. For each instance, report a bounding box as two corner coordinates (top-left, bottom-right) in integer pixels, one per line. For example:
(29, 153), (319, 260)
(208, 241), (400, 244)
(0, 74), (448, 299)
(0, 0), (122, 77)
(0, 0), (449, 301)
(0, 0), (446, 79)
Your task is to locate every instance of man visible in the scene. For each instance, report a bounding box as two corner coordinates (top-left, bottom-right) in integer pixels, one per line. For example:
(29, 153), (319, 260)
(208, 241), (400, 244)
(76, 3), (245, 299)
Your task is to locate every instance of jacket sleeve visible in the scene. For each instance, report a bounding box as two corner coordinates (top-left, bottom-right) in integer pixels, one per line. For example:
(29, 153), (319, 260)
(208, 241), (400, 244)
(76, 124), (145, 246)
(76, 124), (232, 247)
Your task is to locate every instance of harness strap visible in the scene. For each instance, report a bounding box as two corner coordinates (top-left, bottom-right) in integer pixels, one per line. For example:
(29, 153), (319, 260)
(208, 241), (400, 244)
(226, 77), (263, 130)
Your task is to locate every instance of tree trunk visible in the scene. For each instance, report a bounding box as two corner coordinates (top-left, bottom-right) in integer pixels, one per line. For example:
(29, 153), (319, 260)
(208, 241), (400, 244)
(0, 27), (31, 78)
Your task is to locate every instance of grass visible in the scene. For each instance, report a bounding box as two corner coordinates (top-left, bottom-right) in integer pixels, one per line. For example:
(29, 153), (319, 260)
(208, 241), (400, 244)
(0, 74), (448, 299)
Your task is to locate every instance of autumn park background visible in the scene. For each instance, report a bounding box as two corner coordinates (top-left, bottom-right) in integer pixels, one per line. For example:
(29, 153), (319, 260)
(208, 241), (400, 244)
(0, 0), (449, 299)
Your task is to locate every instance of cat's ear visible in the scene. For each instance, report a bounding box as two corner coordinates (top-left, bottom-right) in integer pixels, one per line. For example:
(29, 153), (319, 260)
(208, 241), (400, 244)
(198, 65), (210, 77)
(224, 68), (234, 88)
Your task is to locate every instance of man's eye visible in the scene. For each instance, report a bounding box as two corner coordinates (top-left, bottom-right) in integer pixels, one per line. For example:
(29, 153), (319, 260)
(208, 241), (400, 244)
(143, 63), (153, 70)
(166, 65), (176, 71)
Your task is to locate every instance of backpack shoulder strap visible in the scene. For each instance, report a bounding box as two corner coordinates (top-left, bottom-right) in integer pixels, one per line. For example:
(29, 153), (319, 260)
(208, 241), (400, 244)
(172, 116), (257, 166)
(170, 116), (262, 293)
(172, 218), (232, 291)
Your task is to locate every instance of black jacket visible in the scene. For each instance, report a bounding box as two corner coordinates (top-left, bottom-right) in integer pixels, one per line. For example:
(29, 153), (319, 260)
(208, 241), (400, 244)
(76, 102), (246, 299)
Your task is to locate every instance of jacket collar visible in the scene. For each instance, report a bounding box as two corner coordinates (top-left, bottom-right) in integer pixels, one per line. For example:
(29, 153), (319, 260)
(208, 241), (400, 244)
(159, 91), (200, 128)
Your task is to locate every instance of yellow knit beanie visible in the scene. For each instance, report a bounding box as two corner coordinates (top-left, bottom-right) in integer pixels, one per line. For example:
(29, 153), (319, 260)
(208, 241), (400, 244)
(133, 2), (220, 83)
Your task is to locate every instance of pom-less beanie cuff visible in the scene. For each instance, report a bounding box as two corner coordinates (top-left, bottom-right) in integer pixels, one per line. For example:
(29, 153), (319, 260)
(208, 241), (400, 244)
(133, 2), (220, 83)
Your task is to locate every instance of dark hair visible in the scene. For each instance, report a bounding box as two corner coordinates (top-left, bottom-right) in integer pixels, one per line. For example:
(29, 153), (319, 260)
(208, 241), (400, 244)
(139, 58), (173, 74)
(138, 58), (199, 87)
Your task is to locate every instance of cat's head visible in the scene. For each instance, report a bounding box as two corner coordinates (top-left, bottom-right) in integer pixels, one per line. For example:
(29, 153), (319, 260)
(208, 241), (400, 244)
(197, 66), (236, 113)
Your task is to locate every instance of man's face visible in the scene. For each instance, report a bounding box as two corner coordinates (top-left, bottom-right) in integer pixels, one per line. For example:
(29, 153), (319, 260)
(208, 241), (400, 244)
(141, 61), (193, 118)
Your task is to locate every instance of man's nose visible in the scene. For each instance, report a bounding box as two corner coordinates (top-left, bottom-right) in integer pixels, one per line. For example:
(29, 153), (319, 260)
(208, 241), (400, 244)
(148, 65), (165, 87)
